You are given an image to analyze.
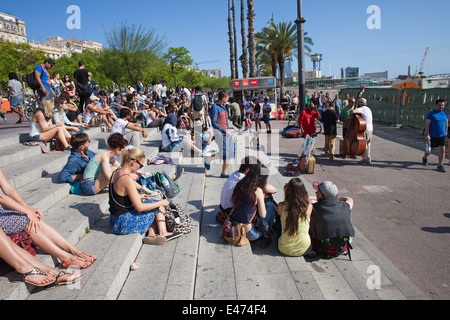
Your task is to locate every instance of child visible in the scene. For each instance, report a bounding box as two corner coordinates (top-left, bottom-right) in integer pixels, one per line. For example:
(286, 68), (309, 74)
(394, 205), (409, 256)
(262, 98), (272, 134)
(244, 112), (252, 132)
(277, 178), (314, 257)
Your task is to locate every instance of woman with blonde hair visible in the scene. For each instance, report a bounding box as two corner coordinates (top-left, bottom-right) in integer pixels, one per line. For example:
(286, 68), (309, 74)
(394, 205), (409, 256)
(109, 148), (181, 245)
(277, 178), (314, 257)
(29, 98), (71, 150)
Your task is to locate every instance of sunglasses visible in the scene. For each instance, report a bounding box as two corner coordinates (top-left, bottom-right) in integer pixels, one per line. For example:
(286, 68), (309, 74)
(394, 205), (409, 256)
(134, 159), (144, 169)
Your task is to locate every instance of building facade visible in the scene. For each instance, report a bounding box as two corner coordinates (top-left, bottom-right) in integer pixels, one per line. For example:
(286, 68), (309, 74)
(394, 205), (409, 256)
(0, 12), (27, 44)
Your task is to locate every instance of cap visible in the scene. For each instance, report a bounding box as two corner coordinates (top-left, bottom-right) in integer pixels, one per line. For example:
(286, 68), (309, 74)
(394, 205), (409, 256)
(44, 58), (56, 66)
(313, 181), (339, 197)
(89, 94), (100, 101)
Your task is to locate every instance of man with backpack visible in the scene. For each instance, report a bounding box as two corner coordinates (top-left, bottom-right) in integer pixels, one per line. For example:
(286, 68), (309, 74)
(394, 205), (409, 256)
(191, 86), (208, 125)
(33, 59), (56, 101)
(310, 181), (355, 259)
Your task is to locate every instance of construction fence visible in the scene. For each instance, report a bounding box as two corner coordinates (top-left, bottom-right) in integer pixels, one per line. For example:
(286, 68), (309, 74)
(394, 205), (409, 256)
(339, 87), (450, 132)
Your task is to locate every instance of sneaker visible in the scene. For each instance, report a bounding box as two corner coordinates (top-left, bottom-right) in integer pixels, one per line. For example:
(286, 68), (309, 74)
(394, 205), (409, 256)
(3, 118), (6, 123)
(437, 165), (446, 173)
(220, 174), (230, 179)
(204, 160), (211, 171)
(422, 157), (428, 166)
(172, 167), (184, 181)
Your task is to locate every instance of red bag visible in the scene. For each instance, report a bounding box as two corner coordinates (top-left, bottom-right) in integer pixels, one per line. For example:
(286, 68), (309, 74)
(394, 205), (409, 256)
(9, 232), (37, 256)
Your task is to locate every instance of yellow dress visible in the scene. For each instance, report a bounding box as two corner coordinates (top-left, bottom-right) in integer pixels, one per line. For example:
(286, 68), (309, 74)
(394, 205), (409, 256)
(278, 206), (311, 257)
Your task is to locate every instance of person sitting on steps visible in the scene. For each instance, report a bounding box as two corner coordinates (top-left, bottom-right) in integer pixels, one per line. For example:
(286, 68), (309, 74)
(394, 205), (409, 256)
(29, 98), (71, 150)
(0, 167), (96, 271)
(81, 133), (128, 196)
(109, 148), (182, 245)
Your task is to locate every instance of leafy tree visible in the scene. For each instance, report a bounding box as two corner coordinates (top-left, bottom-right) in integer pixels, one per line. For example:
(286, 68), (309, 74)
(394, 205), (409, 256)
(105, 23), (168, 86)
(0, 42), (46, 91)
(163, 47), (193, 89)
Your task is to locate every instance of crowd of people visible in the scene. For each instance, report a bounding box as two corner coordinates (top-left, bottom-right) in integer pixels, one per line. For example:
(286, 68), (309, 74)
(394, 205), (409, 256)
(219, 156), (355, 257)
(0, 57), (447, 293)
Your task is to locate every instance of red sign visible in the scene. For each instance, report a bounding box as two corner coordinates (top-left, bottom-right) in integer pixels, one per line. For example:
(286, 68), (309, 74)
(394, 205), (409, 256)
(242, 80), (249, 87)
(234, 81), (241, 87)
(251, 79), (258, 86)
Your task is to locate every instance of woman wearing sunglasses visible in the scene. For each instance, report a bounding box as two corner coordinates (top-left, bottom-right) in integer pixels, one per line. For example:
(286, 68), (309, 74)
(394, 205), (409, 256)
(108, 148), (181, 245)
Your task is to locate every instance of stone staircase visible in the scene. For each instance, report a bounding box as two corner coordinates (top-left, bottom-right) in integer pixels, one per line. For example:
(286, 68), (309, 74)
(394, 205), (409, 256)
(0, 127), (428, 300)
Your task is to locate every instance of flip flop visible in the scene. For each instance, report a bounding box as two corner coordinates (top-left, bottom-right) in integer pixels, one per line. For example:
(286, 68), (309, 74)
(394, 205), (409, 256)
(143, 235), (166, 245)
(45, 271), (83, 291)
(11, 267), (56, 287)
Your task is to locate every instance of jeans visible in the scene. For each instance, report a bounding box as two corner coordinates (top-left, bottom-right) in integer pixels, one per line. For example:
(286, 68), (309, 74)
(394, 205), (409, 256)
(37, 88), (54, 102)
(247, 202), (277, 241)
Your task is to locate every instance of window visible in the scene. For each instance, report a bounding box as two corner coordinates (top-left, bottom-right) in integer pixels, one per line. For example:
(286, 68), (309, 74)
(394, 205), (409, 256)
(0, 23), (3, 30)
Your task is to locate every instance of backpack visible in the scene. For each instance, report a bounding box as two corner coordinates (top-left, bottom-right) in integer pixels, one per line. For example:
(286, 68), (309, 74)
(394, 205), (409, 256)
(192, 93), (204, 112)
(313, 236), (352, 260)
(154, 171), (180, 199)
(26, 66), (43, 91)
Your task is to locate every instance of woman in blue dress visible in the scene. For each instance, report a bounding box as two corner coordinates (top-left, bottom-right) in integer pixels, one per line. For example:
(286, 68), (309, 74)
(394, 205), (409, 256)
(109, 148), (181, 245)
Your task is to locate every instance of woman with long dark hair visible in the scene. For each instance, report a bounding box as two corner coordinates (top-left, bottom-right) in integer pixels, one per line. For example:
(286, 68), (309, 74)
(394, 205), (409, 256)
(231, 164), (276, 242)
(277, 178), (313, 257)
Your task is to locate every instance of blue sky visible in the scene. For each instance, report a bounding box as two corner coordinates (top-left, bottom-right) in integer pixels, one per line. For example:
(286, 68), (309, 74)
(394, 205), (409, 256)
(2, 0), (450, 79)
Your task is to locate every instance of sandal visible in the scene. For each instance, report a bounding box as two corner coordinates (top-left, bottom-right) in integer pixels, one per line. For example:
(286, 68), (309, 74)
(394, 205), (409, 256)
(143, 235), (166, 246)
(62, 253), (92, 269)
(45, 271), (83, 291)
(11, 267), (56, 287)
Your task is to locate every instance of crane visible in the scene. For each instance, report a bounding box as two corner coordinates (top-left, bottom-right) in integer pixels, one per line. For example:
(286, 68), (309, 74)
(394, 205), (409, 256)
(193, 60), (220, 70)
(413, 47), (429, 79)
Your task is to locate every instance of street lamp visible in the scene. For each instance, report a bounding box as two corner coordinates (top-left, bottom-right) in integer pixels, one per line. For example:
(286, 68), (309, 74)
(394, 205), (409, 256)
(295, 0), (306, 113)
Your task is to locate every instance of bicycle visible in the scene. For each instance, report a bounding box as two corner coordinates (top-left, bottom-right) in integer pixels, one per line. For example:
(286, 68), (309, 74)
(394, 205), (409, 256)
(287, 113), (322, 134)
(24, 96), (40, 122)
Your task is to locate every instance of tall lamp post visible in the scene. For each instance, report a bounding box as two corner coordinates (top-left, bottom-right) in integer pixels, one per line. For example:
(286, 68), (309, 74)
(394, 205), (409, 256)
(295, 0), (306, 113)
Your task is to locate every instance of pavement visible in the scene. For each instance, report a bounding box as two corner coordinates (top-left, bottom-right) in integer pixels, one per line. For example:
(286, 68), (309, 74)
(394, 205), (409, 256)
(0, 113), (444, 306)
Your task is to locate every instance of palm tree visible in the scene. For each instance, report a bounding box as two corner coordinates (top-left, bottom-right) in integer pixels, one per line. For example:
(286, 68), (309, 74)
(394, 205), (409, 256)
(240, 0), (249, 79)
(228, 0), (236, 79)
(256, 21), (314, 95)
(232, 0), (239, 78)
(247, 0), (256, 77)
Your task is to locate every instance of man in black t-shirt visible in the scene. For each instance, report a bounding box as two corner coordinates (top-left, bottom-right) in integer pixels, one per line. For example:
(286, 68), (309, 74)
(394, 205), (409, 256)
(74, 61), (90, 113)
(321, 101), (339, 160)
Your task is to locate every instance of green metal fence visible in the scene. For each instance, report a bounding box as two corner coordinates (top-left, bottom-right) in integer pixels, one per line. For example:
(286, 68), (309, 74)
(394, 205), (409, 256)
(339, 87), (450, 132)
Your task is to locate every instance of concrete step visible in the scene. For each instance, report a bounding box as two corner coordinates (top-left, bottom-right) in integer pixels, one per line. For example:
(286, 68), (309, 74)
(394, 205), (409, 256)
(1, 129), (108, 190)
(118, 160), (205, 300)
(27, 155), (194, 300)
(0, 127), (164, 300)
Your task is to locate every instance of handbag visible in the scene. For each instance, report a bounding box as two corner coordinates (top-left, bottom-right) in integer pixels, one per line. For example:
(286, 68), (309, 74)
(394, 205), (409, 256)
(220, 205), (257, 247)
(9, 232), (37, 256)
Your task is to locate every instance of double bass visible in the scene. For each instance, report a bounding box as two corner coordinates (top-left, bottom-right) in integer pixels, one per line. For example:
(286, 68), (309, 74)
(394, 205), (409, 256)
(342, 87), (367, 157)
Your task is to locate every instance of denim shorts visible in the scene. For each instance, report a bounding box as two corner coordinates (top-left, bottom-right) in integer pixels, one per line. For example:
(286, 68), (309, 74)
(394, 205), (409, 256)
(10, 94), (23, 108)
(81, 178), (96, 195)
(165, 137), (184, 152)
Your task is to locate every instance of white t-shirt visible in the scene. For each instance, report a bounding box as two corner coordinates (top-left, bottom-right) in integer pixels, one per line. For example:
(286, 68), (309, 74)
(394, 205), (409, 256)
(8, 79), (23, 97)
(158, 84), (167, 98)
(357, 106), (373, 132)
(111, 118), (129, 135)
(220, 171), (245, 210)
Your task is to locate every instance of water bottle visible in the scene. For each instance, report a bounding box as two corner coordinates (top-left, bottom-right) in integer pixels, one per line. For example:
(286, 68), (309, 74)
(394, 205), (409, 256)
(161, 175), (170, 188)
(425, 141), (431, 154)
